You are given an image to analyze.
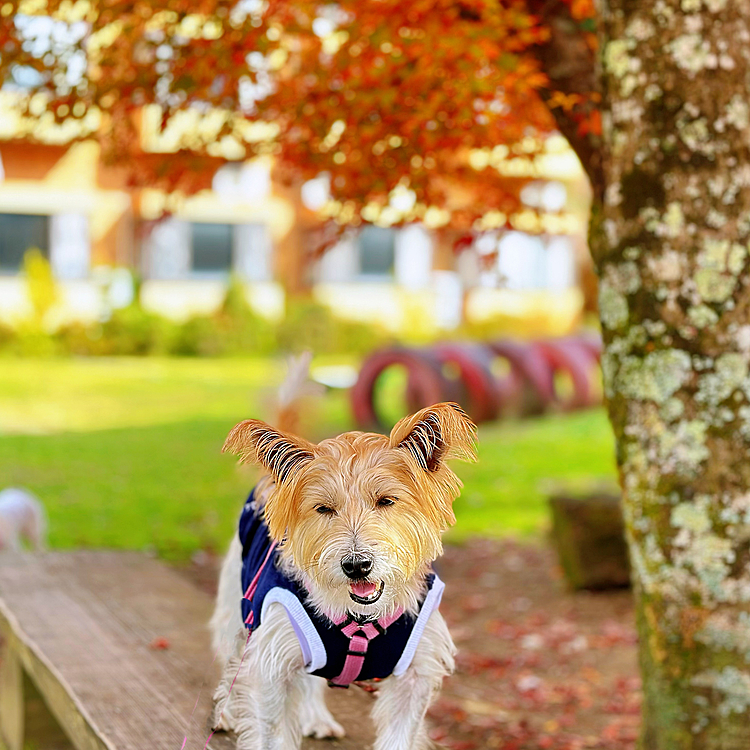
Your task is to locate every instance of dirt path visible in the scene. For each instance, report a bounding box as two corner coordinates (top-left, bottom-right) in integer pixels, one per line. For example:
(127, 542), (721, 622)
(185, 538), (640, 750)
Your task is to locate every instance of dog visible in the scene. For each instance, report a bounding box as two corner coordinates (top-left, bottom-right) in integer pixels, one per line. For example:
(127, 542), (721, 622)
(210, 376), (476, 750)
(0, 487), (47, 551)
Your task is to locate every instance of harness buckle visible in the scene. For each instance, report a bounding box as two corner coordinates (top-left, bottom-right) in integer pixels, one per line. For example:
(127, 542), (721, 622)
(327, 679), (349, 689)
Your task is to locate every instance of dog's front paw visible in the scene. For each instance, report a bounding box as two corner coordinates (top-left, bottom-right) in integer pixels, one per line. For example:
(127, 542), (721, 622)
(210, 700), (236, 733)
(301, 714), (346, 740)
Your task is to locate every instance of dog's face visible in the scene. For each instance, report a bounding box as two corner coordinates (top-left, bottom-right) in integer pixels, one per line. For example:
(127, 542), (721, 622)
(224, 403), (476, 619)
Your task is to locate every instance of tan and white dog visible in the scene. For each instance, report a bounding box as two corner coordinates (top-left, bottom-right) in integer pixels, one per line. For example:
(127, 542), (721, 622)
(210, 396), (476, 750)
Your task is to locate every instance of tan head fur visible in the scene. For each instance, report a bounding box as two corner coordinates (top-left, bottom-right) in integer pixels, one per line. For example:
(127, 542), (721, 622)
(223, 402), (477, 618)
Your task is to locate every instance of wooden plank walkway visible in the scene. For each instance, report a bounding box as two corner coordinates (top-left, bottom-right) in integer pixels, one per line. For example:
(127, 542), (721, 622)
(0, 551), (373, 750)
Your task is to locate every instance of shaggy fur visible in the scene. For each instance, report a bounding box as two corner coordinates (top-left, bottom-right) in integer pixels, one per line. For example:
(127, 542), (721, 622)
(211, 399), (476, 750)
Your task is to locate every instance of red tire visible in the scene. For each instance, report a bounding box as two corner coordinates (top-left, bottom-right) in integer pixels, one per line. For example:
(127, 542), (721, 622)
(533, 339), (595, 410)
(488, 340), (556, 415)
(351, 348), (455, 430)
(562, 334), (603, 407)
(570, 331), (603, 362)
(431, 343), (502, 423)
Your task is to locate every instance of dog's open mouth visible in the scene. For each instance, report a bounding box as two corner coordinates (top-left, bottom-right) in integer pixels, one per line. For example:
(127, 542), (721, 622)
(348, 580), (385, 605)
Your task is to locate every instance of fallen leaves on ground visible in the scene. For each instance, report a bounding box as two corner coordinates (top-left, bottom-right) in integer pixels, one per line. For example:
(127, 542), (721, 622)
(429, 539), (639, 750)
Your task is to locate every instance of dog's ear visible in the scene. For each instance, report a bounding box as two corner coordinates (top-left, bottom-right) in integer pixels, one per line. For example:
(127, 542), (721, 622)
(222, 420), (316, 485)
(389, 402), (477, 472)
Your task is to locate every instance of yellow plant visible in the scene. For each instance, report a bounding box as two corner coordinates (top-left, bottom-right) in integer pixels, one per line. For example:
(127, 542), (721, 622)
(23, 249), (59, 325)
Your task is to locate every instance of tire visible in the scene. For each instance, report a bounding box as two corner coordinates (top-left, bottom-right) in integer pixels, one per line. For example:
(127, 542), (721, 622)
(351, 347), (454, 430)
(488, 340), (556, 416)
(532, 339), (595, 410)
(431, 343), (502, 423)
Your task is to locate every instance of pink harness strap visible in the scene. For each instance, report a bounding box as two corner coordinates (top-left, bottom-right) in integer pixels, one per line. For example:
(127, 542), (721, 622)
(328, 607), (404, 687)
(244, 540), (278, 600)
(243, 540), (277, 624)
(242, 537), (407, 687)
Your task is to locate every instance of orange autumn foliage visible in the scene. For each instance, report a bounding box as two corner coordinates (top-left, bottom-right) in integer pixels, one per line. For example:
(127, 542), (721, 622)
(0, 0), (599, 231)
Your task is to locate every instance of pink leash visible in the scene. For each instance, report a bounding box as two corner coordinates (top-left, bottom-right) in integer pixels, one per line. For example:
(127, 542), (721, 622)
(201, 630), (252, 750)
(180, 647), (220, 750)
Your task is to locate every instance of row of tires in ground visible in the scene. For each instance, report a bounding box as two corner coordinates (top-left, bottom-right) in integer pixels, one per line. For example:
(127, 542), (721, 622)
(351, 334), (603, 428)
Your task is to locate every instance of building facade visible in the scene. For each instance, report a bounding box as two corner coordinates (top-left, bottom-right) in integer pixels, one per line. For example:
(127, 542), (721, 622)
(0, 139), (590, 335)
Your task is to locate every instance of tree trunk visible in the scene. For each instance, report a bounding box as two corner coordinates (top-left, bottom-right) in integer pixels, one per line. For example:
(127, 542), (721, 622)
(530, 0), (604, 201)
(597, 2), (750, 748)
(275, 220), (311, 297)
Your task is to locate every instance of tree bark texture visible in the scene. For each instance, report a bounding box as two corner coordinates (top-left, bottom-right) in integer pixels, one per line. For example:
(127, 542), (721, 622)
(530, 0), (604, 201)
(598, 1), (750, 747)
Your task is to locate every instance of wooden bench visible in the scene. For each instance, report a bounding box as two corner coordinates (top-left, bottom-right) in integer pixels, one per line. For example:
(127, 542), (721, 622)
(0, 551), (371, 750)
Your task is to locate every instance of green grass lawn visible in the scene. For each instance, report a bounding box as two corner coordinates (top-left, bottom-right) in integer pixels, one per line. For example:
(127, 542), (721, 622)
(0, 358), (617, 559)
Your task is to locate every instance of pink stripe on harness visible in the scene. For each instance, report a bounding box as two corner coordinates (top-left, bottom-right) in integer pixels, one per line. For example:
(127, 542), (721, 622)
(328, 607), (404, 687)
(243, 539), (278, 614)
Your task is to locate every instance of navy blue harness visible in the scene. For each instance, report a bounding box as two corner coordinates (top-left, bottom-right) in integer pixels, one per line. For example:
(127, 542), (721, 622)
(238, 489), (444, 685)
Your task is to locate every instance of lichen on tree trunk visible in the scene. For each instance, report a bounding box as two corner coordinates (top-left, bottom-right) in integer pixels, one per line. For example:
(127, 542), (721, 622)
(597, 1), (750, 747)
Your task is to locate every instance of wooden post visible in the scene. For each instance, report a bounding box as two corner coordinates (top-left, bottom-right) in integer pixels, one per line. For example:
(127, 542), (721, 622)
(271, 181), (315, 297)
(433, 230), (458, 271)
(0, 641), (24, 750)
(275, 221), (310, 296)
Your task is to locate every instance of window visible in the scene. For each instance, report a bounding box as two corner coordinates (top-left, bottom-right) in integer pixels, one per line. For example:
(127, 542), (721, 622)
(191, 223), (233, 273)
(496, 232), (546, 289)
(545, 237), (575, 291)
(0, 213), (49, 273)
(358, 226), (395, 277)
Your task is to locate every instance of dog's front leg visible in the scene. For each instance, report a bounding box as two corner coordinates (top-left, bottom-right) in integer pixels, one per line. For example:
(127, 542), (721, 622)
(298, 674), (345, 739)
(235, 605), (305, 750)
(372, 667), (437, 750)
(372, 611), (456, 750)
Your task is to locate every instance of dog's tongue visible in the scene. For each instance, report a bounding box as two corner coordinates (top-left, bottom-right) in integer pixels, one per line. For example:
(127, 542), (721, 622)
(351, 581), (377, 597)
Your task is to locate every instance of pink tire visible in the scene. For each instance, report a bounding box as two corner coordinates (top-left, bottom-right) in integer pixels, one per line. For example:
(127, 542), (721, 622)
(431, 343), (502, 424)
(351, 348), (455, 430)
(488, 340), (556, 415)
(532, 339), (595, 410)
(570, 331), (603, 362)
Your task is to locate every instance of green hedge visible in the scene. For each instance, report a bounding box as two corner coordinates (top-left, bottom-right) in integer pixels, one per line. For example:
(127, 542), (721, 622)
(1, 290), (389, 358)
(0, 255), (390, 357)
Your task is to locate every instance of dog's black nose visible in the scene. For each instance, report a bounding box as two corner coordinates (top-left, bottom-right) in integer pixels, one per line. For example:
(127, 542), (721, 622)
(341, 556), (373, 580)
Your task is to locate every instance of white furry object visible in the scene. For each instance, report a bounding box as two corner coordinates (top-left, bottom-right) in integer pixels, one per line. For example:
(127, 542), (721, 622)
(0, 488), (47, 551)
(277, 351), (324, 409)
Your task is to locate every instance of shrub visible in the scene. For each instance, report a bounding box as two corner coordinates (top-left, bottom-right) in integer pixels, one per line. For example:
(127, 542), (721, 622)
(171, 277), (276, 356)
(54, 321), (105, 356)
(171, 315), (223, 357)
(213, 276), (277, 355)
(23, 250), (59, 325)
(100, 305), (176, 355)
(2, 276), (390, 358)
(209, 314), (277, 356)
(5, 324), (60, 356)
(57, 307), (176, 356)
(0, 322), (15, 350)
(220, 274), (252, 319)
(276, 299), (390, 356)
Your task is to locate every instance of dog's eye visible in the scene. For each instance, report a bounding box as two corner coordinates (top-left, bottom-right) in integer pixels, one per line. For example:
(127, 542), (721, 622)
(315, 505), (336, 515)
(376, 496), (396, 507)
